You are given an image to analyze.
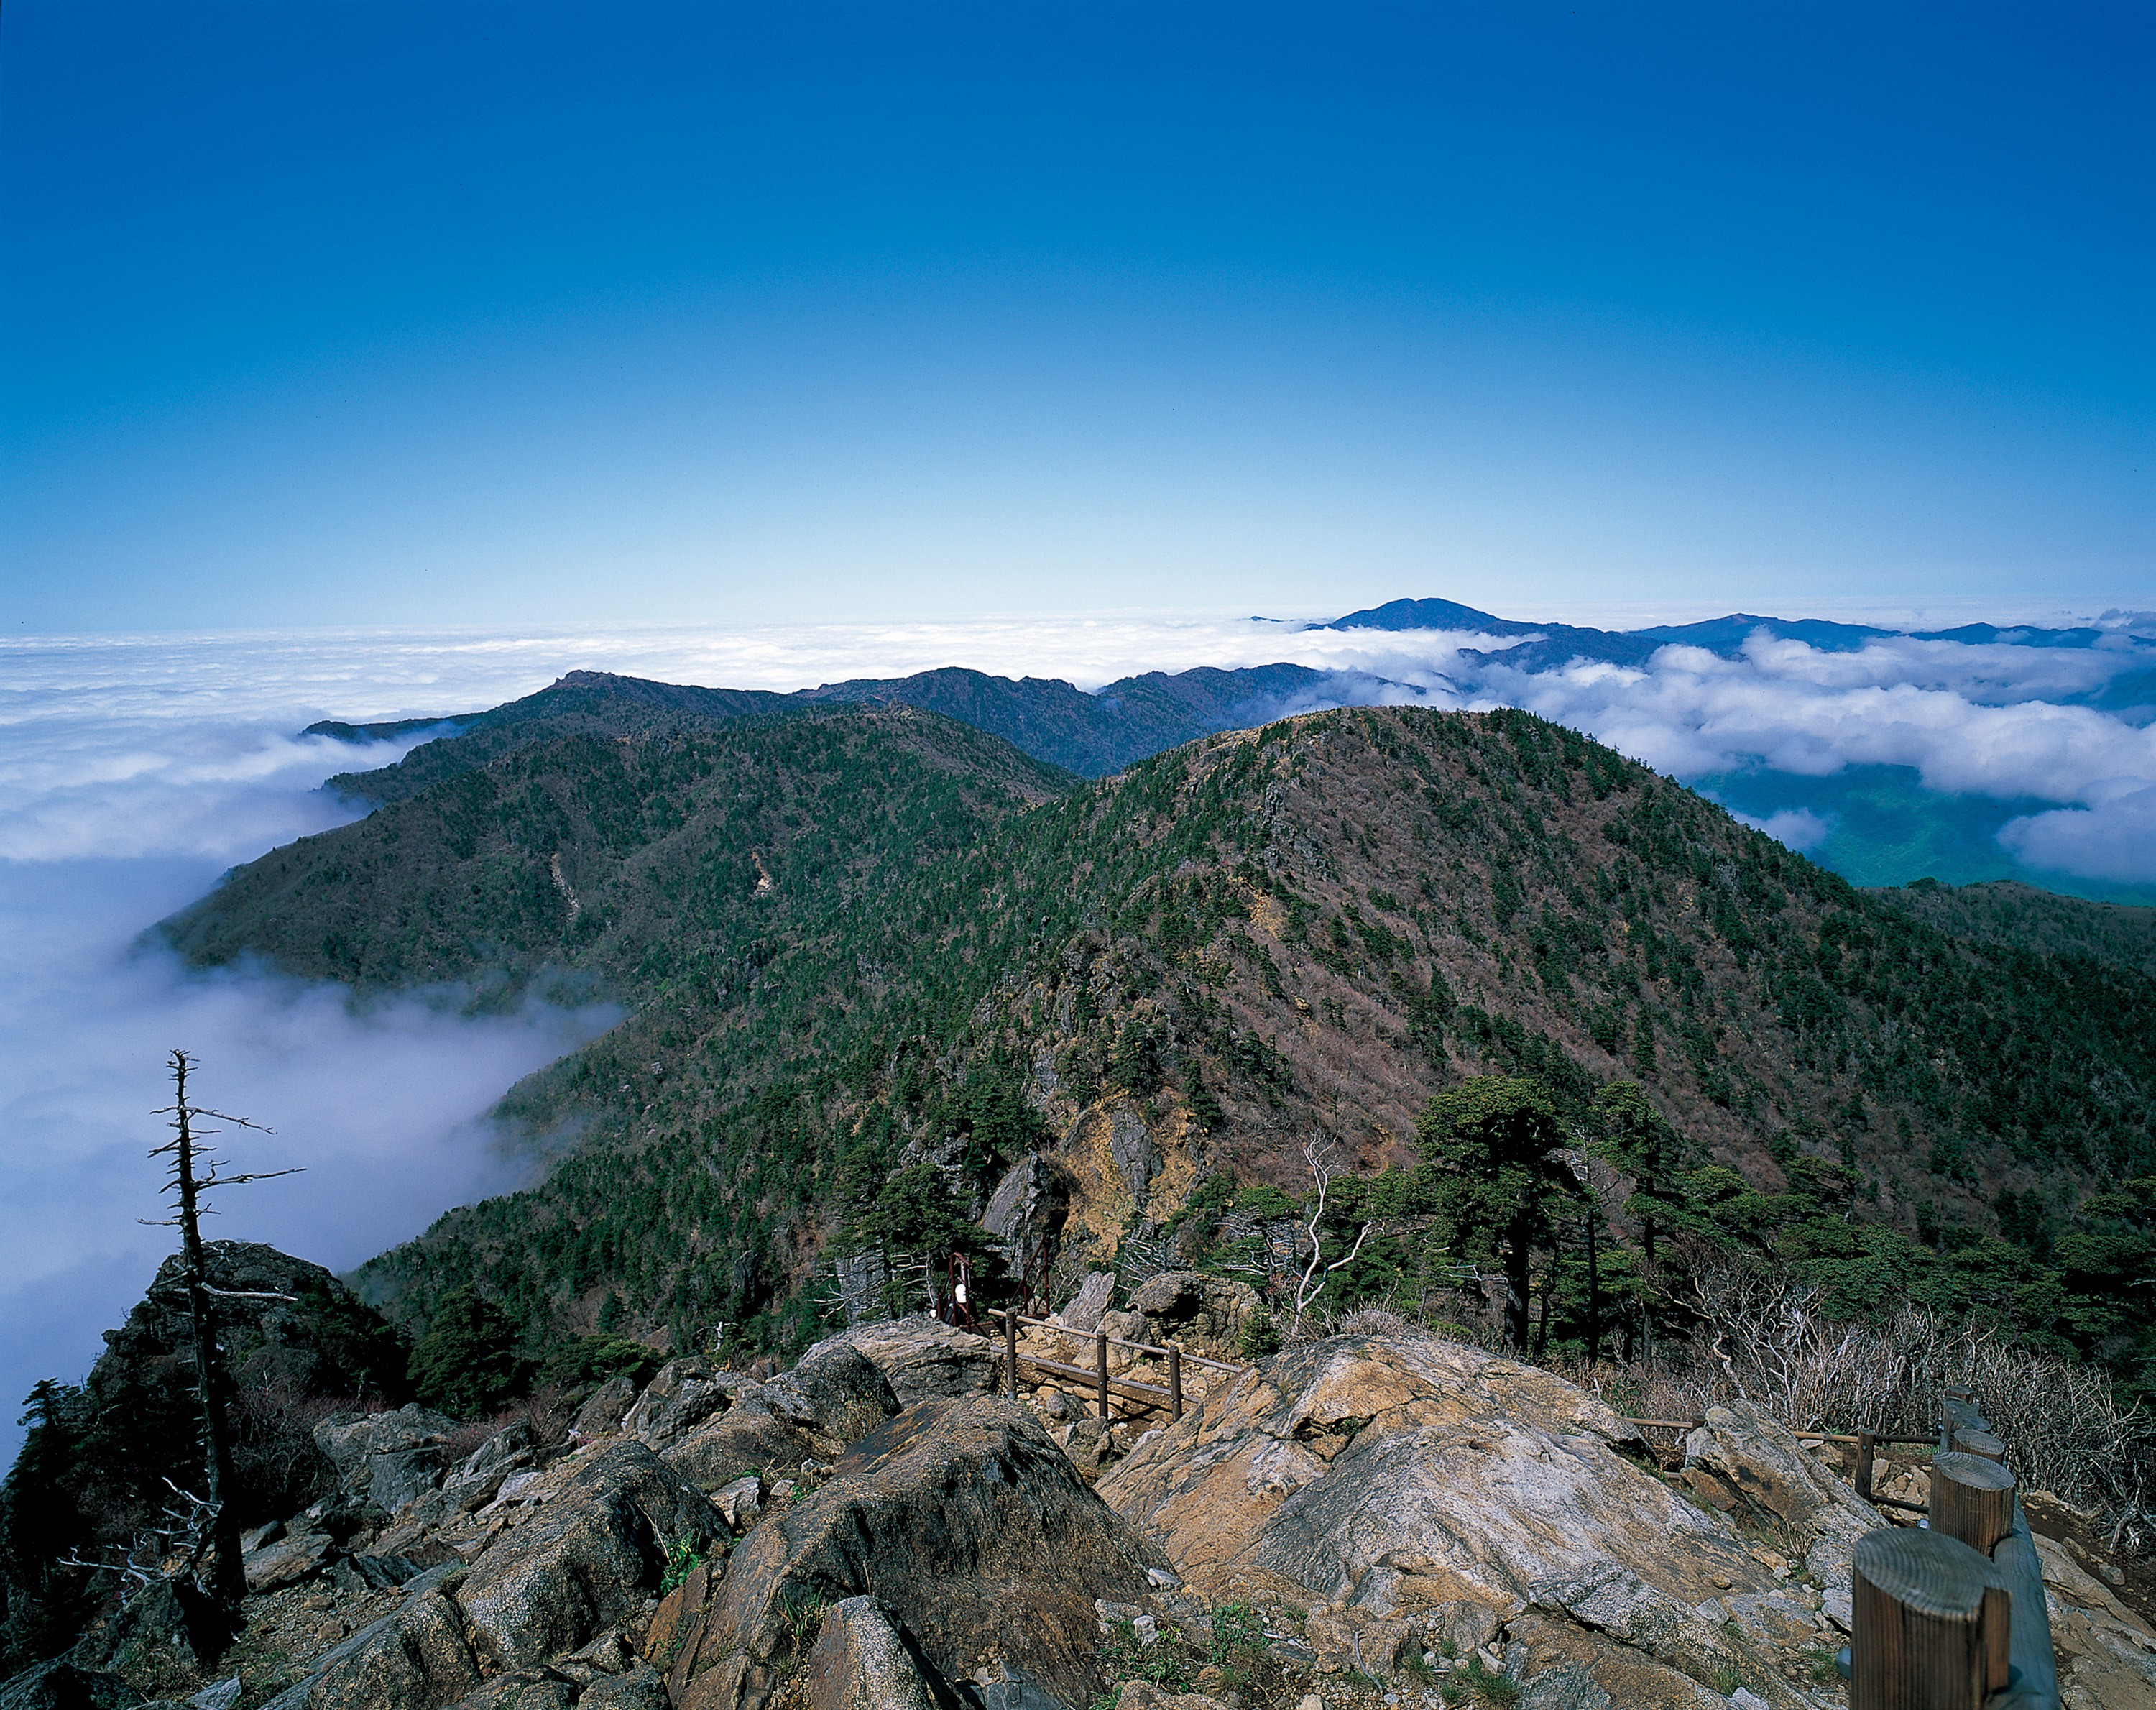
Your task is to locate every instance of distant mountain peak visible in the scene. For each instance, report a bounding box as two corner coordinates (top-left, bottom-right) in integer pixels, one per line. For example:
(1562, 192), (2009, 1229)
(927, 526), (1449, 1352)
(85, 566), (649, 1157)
(1323, 597), (1534, 634)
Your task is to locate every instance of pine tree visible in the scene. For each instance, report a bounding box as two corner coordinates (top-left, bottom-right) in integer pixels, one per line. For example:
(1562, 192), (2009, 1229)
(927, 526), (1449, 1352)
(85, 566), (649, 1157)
(1416, 1076), (1577, 1352)
(408, 1285), (528, 1417)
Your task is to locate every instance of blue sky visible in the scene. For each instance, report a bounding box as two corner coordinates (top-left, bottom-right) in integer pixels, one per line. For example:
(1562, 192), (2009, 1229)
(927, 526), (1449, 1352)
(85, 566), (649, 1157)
(4, 1), (2150, 630)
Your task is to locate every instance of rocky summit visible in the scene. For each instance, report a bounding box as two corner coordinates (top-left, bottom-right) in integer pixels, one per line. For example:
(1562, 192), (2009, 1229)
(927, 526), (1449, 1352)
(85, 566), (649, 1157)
(14, 1316), (2156, 1710)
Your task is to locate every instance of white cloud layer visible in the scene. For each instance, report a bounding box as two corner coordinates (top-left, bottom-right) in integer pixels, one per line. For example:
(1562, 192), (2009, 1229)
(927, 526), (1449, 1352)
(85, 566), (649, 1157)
(1466, 630), (2156, 878)
(1727, 806), (1835, 852)
(2, 606), (2152, 1458)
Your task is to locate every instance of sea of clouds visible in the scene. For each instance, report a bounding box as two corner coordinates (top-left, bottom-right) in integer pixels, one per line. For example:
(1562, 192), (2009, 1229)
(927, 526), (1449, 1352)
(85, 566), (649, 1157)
(3, 605), (2152, 1459)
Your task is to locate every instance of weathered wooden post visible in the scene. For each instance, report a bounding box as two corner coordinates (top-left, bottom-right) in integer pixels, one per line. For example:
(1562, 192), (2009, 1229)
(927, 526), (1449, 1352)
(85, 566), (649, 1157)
(1856, 1430), (1878, 1503)
(1169, 1343), (1184, 1421)
(1930, 1452), (2016, 1558)
(1851, 1528), (2010, 1710)
(1953, 1428), (2007, 1464)
(1005, 1308), (1019, 1401)
(1940, 1385), (1986, 1455)
(1096, 1327), (1111, 1420)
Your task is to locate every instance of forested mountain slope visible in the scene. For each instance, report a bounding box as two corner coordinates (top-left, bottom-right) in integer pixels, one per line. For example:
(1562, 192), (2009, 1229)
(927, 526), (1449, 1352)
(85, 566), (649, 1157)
(1874, 878), (2156, 980)
(167, 695), (2156, 1394)
(311, 660), (1394, 812)
(167, 699), (1072, 995)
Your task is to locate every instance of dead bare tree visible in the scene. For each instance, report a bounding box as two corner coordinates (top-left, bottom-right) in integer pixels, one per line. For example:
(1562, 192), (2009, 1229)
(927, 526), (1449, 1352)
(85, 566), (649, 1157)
(142, 1050), (299, 1609)
(1290, 1139), (1373, 1330)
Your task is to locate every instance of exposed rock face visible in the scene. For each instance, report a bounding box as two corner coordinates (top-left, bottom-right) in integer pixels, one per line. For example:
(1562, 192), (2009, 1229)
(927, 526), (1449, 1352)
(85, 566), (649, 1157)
(1530, 1563), (1810, 1710)
(654, 1350), (890, 1495)
(572, 1376), (640, 1440)
(623, 1361), (742, 1450)
(1107, 1111), (1159, 1209)
(982, 1158), (1068, 1286)
(804, 1597), (958, 1710)
(1489, 1610), (1734, 1709)
(1058, 1274), (1115, 1334)
(82, 1284), (2122, 1710)
(454, 1443), (724, 1672)
(264, 1443), (722, 1709)
(660, 1389), (824, 1494)
(1681, 1401), (1884, 1599)
(665, 1399), (1161, 1710)
(399, 1424), (541, 1531)
(314, 1405), (457, 1517)
(760, 1345), (901, 1447)
(1101, 1332), (1772, 1615)
(0, 1657), (144, 1709)
(806, 1318), (998, 1407)
(86, 1243), (400, 1421)
(244, 1530), (338, 1593)
(1125, 1274), (1259, 1359)
(298, 1587), (484, 1710)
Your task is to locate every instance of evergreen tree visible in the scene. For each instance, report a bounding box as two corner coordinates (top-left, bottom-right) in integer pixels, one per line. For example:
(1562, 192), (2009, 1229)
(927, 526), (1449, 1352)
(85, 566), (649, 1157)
(1589, 1081), (1687, 1268)
(408, 1286), (528, 1418)
(0, 1383), (91, 1672)
(1416, 1076), (1577, 1351)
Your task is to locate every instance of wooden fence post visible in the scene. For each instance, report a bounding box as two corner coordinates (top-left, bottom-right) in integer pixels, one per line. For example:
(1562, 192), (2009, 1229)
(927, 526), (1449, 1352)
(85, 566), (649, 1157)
(1169, 1343), (1183, 1421)
(1005, 1309), (1019, 1402)
(1930, 1452), (2017, 1558)
(1856, 1430), (1877, 1504)
(1851, 1528), (2011, 1710)
(1953, 1428), (2007, 1464)
(1096, 1328), (1110, 1420)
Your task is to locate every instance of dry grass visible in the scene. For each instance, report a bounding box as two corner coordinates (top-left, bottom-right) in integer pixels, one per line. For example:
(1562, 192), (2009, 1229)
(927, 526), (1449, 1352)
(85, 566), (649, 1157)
(1564, 1256), (2156, 1548)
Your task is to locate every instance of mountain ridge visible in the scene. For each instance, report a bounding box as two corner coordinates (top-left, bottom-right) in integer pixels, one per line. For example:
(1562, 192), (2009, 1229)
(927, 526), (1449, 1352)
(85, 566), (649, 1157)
(164, 687), (2156, 1398)
(311, 660), (1412, 802)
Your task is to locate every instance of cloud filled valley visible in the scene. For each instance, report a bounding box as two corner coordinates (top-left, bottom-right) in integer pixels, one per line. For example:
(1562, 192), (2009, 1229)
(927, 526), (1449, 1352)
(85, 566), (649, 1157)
(3, 602), (2152, 1458)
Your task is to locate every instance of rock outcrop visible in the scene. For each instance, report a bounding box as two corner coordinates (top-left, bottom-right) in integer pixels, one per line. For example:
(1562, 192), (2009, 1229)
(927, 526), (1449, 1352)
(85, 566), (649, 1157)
(623, 1361), (743, 1451)
(1099, 1331), (1837, 1707)
(0, 1657), (144, 1710)
(264, 1442), (722, 1709)
(982, 1159), (1068, 1288)
(804, 1318), (998, 1408)
(658, 1344), (898, 1494)
(1102, 1331), (1769, 1612)
(49, 1309), (2156, 1710)
(803, 1596), (962, 1710)
(663, 1399), (1161, 1710)
(1681, 1400), (1884, 1614)
(1124, 1274), (1259, 1359)
(1058, 1274), (1115, 1334)
(315, 1405), (457, 1517)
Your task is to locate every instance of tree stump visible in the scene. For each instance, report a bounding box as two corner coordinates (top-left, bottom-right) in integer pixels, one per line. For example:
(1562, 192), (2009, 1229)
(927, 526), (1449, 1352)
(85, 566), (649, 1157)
(1929, 1452), (2016, 1556)
(1852, 1527), (2010, 1710)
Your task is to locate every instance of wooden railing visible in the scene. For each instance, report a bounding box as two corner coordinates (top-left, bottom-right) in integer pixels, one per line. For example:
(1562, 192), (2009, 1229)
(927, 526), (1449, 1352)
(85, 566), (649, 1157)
(1623, 1417), (1939, 1510)
(990, 1310), (1249, 1422)
(1841, 1384), (2058, 1709)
